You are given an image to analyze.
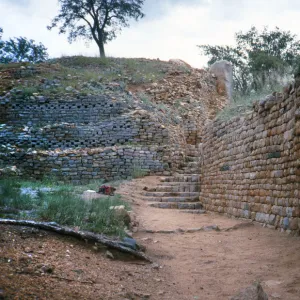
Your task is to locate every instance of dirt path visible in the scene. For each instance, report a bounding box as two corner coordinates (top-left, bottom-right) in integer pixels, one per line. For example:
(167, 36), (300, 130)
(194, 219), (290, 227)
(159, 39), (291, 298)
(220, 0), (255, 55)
(118, 176), (300, 300)
(1, 176), (300, 300)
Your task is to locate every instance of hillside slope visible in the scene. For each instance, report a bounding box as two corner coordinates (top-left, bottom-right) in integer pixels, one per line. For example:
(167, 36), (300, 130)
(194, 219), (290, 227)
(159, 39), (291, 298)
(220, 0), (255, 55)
(0, 57), (226, 181)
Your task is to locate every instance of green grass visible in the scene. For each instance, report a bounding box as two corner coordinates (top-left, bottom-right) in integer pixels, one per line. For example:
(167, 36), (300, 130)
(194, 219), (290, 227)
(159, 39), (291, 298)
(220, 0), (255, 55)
(0, 177), (130, 236)
(216, 85), (283, 121)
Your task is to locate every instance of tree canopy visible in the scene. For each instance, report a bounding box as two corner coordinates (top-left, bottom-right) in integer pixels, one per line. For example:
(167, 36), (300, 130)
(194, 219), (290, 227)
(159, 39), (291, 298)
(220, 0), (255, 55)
(48, 0), (145, 58)
(0, 28), (48, 63)
(198, 27), (300, 94)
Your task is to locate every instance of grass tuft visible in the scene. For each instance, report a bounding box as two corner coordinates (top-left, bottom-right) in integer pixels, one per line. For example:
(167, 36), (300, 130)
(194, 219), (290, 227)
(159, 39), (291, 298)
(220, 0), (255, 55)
(0, 177), (129, 236)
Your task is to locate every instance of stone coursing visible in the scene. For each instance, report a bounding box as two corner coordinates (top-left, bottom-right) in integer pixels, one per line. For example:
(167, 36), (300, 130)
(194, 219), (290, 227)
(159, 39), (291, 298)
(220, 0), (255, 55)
(0, 96), (130, 125)
(0, 145), (176, 184)
(0, 112), (168, 149)
(0, 94), (186, 182)
(199, 84), (300, 234)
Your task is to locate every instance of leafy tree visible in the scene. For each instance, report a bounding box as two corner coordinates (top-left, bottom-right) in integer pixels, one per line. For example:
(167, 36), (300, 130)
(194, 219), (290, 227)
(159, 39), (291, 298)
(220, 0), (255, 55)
(0, 27), (3, 40)
(199, 27), (300, 94)
(0, 36), (48, 63)
(48, 0), (145, 58)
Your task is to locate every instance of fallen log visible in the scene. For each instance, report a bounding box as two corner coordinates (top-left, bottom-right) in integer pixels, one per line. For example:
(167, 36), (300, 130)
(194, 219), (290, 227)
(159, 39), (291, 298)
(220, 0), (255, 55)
(0, 218), (151, 262)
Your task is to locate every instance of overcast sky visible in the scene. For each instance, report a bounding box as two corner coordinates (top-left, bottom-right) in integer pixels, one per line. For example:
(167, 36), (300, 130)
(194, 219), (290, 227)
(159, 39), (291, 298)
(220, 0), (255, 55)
(1, 0), (300, 67)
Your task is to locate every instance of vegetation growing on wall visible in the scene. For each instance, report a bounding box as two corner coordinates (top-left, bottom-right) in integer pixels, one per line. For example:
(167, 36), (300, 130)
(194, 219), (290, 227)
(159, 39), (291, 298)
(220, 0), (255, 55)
(199, 26), (300, 95)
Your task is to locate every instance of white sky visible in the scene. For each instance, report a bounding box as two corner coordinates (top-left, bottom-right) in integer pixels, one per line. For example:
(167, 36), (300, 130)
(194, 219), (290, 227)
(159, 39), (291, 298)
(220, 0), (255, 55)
(0, 0), (300, 67)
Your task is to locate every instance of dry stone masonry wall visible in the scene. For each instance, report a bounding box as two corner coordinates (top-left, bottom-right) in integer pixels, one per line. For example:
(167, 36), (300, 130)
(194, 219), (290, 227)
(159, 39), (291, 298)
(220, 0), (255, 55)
(199, 83), (300, 234)
(0, 94), (185, 181)
(1, 145), (172, 184)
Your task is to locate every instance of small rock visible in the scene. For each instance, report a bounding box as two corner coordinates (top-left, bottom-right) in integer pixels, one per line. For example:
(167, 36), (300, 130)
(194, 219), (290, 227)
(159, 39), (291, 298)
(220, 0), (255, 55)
(24, 247), (33, 253)
(231, 283), (268, 300)
(40, 265), (54, 274)
(151, 263), (160, 270)
(65, 86), (73, 92)
(105, 250), (114, 259)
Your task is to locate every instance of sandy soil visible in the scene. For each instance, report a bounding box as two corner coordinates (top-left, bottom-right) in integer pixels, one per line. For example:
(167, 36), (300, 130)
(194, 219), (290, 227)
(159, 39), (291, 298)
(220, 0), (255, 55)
(1, 176), (300, 300)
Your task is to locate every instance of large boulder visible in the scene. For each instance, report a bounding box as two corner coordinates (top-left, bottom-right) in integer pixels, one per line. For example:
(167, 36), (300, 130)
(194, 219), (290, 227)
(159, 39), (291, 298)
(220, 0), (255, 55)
(231, 283), (268, 300)
(210, 60), (233, 101)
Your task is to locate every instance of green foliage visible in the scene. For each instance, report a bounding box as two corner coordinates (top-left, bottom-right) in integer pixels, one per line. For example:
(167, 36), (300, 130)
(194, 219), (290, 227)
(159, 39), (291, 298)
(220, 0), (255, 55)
(216, 84), (283, 120)
(0, 34), (48, 63)
(198, 27), (300, 94)
(0, 178), (129, 236)
(0, 179), (35, 210)
(48, 0), (145, 57)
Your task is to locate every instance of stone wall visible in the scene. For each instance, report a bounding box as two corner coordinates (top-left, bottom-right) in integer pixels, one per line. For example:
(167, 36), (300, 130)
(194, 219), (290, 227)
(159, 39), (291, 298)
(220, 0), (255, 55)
(199, 84), (300, 234)
(0, 112), (169, 149)
(0, 94), (186, 182)
(0, 96), (130, 125)
(0, 145), (178, 184)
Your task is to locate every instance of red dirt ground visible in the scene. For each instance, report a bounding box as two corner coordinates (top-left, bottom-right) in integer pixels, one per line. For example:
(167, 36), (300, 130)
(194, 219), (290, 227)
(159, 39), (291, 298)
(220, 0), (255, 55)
(1, 176), (300, 300)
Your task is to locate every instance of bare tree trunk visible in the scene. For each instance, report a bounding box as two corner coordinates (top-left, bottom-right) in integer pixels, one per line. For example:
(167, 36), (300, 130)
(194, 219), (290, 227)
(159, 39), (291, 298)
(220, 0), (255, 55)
(97, 34), (105, 58)
(99, 42), (105, 58)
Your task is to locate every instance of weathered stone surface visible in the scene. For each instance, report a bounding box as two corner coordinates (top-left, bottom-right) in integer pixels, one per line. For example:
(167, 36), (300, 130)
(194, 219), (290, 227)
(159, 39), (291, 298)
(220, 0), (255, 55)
(200, 86), (300, 233)
(210, 60), (233, 100)
(231, 283), (268, 300)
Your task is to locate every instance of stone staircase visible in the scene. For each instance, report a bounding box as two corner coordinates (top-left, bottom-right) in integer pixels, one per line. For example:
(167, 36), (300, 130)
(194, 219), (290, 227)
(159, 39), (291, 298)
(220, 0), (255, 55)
(142, 144), (205, 212)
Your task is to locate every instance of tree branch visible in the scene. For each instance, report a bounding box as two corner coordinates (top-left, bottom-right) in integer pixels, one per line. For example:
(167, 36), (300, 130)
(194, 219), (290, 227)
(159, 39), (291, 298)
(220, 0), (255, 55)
(0, 219), (151, 262)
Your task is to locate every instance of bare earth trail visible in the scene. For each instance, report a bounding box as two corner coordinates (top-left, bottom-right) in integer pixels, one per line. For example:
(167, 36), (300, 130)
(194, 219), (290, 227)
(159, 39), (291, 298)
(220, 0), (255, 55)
(1, 176), (300, 300)
(118, 176), (300, 300)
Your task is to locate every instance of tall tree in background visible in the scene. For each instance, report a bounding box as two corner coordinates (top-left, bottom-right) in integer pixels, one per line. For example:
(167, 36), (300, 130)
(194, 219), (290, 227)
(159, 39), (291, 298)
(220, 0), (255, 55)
(48, 0), (145, 58)
(198, 27), (300, 94)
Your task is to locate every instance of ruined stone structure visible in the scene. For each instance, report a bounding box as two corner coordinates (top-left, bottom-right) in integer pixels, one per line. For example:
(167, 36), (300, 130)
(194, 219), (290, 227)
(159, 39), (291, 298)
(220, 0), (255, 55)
(0, 95), (189, 182)
(199, 84), (300, 233)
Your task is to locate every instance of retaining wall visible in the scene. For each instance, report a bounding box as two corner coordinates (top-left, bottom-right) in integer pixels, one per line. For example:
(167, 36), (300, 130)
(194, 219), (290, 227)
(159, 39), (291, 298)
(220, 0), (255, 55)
(199, 84), (300, 234)
(0, 145), (180, 184)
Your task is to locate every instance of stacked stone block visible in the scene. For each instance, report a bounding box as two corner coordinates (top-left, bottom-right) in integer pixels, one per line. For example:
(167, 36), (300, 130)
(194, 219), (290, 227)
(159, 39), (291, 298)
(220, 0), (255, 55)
(199, 84), (300, 234)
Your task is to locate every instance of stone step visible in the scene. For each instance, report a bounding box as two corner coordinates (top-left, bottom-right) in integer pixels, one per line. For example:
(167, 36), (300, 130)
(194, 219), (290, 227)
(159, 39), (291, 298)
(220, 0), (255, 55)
(143, 196), (199, 203)
(160, 174), (200, 183)
(179, 209), (206, 214)
(176, 171), (200, 175)
(144, 191), (199, 198)
(155, 182), (201, 187)
(149, 202), (203, 210)
(147, 184), (200, 193)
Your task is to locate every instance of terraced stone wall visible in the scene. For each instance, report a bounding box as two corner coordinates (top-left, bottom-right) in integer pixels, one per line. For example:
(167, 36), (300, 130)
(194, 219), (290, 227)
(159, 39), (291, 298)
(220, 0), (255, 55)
(0, 145), (179, 183)
(0, 96), (130, 125)
(199, 84), (300, 234)
(0, 96), (185, 182)
(0, 113), (169, 149)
